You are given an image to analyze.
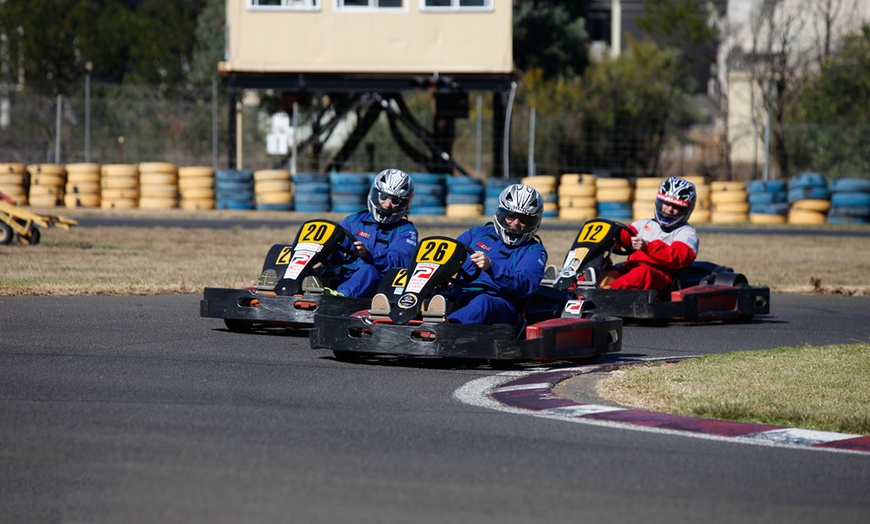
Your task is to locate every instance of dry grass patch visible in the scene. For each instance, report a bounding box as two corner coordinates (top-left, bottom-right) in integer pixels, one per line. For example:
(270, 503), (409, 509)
(596, 344), (870, 434)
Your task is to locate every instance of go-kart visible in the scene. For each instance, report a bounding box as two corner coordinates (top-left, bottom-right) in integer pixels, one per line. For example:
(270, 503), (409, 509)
(308, 235), (623, 364)
(200, 219), (371, 332)
(544, 218), (770, 322)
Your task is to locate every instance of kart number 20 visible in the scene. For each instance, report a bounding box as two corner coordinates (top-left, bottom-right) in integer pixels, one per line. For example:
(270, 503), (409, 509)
(299, 221), (336, 244)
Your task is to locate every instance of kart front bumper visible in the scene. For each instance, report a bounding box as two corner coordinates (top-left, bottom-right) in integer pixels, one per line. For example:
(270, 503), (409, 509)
(200, 287), (370, 328)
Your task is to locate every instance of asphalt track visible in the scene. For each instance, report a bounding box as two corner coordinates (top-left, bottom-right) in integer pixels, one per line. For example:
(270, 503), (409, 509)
(2, 292), (869, 523)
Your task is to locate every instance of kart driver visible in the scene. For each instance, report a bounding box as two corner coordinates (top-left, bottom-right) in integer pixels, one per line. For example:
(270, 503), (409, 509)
(432, 183), (548, 324)
(308, 168), (418, 298)
(601, 176), (699, 292)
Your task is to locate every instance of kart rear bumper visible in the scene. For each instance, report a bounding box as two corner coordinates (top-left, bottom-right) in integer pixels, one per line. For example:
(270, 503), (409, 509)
(200, 287), (370, 327)
(575, 284), (770, 321)
(309, 313), (623, 362)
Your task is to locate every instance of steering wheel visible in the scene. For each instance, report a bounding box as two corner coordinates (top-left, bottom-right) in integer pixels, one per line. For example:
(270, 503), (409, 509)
(611, 221), (637, 256)
(453, 244), (484, 285)
(334, 226), (359, 263)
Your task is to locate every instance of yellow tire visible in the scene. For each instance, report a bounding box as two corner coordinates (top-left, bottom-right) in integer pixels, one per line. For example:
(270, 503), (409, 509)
(710, 181), (746, 192)
(596, 187), (633, 202)
(256, 192), (293, 205)
(66, 181), (101, 195)
(558, 207), (597, 220)
(102, 164), (138, 177)
(64, 193), (100, 208)
(179, 187), (215, 200)
(635, 177), (667, 189)
(67, 172), (102, 184)
(139, 172), (178, 186)
(0, 163), (26, 174)
(28, 194), (62, 207)
(788, 209), (827, 225)
(560, 173), (595, 185)
(178, 166), (214, 178)
(0, 173), (25, 185)
(31, 173), (66, 187)
(445, 204), (484, 218)
(139, 196), (178, 210)
(255, 179), (293, 193)
(254, 169), (291, 182)
(558, 183), (596, 198)
(65, 163), (101, 174)
(711, 211), (748, 224)
(713, 201), (750, 213)
(101, 198), (138, 209)
(138, 162), (177, 174)
(140, 185), (179, 198)
(749, 213), (787, 224)
(692, 209), (711, 223)
(27, 163), (66, 176)
(178, 177), (214, 190)
(180, 198), (216, 211)
(102, 175), (139, 189)
(29, 185), (63, 196)
(791, 199), (831, 212)
(683, 175), (709, 186)
(633, 186), (659, 201)
(710, 190), (748, 203)
(101, 188), (140, 200)
(595, 178), (631, 189)
(558, 196), (597, 209)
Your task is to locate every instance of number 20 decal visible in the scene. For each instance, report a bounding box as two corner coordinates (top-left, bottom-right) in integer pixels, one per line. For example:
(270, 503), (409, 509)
(299, 221), (336, 244)
(416, 239), (457, 264)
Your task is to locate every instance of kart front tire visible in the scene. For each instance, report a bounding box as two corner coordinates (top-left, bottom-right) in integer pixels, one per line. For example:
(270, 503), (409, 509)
(224, 318), (254, 333)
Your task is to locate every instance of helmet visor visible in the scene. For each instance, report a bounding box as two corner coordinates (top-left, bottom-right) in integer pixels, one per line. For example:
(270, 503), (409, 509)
(496, 208), (541, 233)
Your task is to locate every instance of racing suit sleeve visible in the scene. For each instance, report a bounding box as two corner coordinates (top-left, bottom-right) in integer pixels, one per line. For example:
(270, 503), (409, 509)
(641, 239), (697, 270)
(486, 242), (548, 298)
(363, 223), (418, 272)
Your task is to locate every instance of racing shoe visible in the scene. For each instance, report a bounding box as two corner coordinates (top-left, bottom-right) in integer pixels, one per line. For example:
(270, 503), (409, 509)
(369, 293), (391, 318)
(302, 275), (324, 293)
(323, 287), (344, 297)
(422, 294), (448, 323)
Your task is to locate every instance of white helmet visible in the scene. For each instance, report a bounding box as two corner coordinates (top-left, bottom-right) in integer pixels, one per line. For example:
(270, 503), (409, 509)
(493, 183), (544, 247)
(368, 168), (415, 224)
(655, 176), (697, 230)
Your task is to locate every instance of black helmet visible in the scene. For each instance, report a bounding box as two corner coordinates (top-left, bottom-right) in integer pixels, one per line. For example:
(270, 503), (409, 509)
(654, 177), (697, 230)
(493, 184), (544, 247)
(368, 168), (414, 224)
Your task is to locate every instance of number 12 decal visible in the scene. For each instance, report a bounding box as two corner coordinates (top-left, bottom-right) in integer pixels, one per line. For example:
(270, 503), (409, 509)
(577, 221), (612, 243)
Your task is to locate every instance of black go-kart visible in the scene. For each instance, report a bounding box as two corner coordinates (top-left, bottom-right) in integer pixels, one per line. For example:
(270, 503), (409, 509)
(200, 219), (371, 332)
(309, 235), (623, 364)
(544, 218), (770, 323)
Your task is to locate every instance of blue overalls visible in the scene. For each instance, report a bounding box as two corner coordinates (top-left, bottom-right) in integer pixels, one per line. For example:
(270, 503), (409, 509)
(334, 211), (418, 298)
(447, 224), (548, 325)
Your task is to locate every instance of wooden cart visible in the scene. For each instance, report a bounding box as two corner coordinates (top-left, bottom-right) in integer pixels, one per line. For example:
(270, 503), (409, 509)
(0, 191), (78, 245)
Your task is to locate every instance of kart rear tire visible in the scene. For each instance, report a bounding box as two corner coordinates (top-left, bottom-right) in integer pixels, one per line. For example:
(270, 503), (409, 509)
(224, 318), (254, 333)
(22, 227), (40, 245)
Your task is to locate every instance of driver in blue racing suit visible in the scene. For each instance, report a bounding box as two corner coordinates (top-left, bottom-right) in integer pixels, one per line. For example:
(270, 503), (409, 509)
(321, 169), (418, 298)
(442, 183), (548, 325)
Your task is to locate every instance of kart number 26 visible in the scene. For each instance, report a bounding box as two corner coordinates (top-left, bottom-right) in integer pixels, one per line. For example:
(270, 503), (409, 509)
(416, 239), (457, 264)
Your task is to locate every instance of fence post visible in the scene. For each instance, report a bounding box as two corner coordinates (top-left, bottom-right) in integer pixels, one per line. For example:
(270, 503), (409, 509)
(55, 95), (63, 163)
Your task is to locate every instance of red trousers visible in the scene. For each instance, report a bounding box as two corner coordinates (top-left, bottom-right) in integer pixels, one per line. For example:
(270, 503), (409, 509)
(606, 260), (673, 292)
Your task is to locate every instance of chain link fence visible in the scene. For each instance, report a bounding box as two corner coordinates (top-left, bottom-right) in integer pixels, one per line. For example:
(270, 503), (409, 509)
(1, 82), (865, 181)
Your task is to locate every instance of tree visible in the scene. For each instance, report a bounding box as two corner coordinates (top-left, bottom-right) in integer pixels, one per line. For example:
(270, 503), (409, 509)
(512, 1), (590, 80)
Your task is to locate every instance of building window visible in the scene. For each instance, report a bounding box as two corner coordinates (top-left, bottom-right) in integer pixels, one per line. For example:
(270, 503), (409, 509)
(249, 0), (320, 10)
(336, 0), (405, 9)
(421, 0), (491, 10)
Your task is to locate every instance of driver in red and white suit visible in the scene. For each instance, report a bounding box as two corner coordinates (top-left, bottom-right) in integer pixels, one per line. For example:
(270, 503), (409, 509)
(604, 177), (699, 292)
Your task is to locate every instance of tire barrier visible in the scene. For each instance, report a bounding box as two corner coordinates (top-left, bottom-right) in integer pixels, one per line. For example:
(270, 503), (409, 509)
(27, 164), (66, 207)
(138, 162), (178, 210)
(710, 181), (748, 223)
(255, 169), (294, 212)
(409, 173), (446, 216)
(594, 177), (632, 220)
(64, 163), (102, 208)
(328, 172), (368, 214)
(215, 169), (254, 210)
(293, 172), (330, 213)
(558, 173), (597, 221)
(445, 175), (484, 218)
(747, 179), (788, 224)
(0, 163), (28, 205)
(178, 166), (215, 211)
(828, 178), (870, 224)
(788, 173), (829, 225)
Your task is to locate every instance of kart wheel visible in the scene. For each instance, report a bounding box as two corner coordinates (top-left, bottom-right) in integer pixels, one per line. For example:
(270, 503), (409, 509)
(224, 318), (254, 333)
(0, 223), (12, 245)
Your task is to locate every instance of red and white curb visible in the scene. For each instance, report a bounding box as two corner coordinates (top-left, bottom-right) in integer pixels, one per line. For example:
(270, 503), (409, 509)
(453, 360), (870, 455)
